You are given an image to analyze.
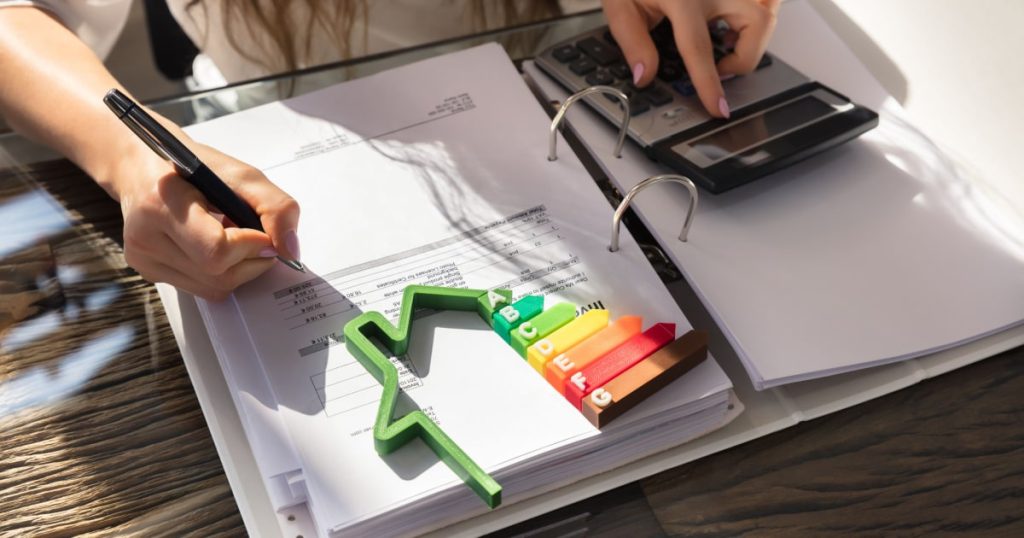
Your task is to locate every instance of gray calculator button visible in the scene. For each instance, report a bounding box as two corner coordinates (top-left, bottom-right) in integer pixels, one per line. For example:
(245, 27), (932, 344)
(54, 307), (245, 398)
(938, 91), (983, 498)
(552, 45), (580, 63)
(585, 70), (614, 86)
(627, 96), (651, 115)
(569, 57), (597, 76)
(609, 63), (631, 80)
(576, 37), (620, 66)
(642, 85), (673, 106)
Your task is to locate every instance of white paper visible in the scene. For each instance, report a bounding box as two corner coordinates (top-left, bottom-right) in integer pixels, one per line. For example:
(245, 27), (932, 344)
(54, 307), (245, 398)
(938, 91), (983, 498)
(184, 43), (732, 536)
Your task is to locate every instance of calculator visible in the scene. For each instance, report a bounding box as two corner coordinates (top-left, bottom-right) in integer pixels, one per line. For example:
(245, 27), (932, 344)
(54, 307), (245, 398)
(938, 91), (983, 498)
(535, 21), (879, 194)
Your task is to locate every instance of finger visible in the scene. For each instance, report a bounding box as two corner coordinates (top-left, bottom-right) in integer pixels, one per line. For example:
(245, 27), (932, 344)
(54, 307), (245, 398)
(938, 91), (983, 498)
(187, 144), (302, 262)
(130, 250), (234, 302)
(603, 0), (660, 87)
(128, 230), (276, 295)
(663, 3), (728, 118)
(128, 235), (234, 301)
(243, 176), (301, 262)
(158, 175), (277, 275)
(205, 255), (277, 292)
(147, 257), (274, 302)
(715, 0), (778, 75)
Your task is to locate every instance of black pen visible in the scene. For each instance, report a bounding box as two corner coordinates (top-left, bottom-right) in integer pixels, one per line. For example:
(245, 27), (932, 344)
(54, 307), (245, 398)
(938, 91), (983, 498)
(103, 89), (304, 273)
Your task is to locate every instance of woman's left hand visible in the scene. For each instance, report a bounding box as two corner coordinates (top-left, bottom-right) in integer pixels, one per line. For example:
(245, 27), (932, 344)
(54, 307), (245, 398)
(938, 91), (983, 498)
(602, 0), (781, 119)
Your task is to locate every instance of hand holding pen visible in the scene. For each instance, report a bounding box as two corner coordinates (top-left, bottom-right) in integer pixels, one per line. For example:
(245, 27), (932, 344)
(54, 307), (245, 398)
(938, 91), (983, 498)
(103, 89), (303, 301)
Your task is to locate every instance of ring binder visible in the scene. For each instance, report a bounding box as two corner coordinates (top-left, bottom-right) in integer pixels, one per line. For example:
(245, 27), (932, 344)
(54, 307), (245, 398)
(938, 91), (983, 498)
(609, 174), (698, 252)
(549, 85), (630, 161)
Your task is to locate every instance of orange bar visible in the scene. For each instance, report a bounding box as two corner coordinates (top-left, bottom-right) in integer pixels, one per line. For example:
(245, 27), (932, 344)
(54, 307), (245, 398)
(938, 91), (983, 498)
(564, 322), (676, 410)
(545, 315), (642, 395)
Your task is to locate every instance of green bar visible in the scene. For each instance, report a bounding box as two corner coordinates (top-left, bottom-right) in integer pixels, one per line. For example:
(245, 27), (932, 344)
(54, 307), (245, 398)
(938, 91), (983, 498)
(492, 295), (544, 343)
(510, 302), (576, 357)
(476, 288), (512, 328)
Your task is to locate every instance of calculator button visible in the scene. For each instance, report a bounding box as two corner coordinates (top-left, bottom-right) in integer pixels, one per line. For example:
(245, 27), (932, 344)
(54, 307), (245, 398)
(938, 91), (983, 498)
(569, 57), (597, 75)
(585, 70), (615, 86)
(604, 82), (637, 101)
(609, 62), (631, 80)
(627, 96), (651, 115)
(641, 85), (674, 106)
(576, 37), (620, 66)
(552, 45), (580, 63)
(602, 84), (651, 115)
(671, 80), (697, 97)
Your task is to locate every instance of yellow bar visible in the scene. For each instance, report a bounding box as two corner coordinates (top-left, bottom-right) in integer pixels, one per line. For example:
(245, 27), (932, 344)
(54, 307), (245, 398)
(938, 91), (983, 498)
(527, 309), (609, 374)
(545, 315), (642, 394)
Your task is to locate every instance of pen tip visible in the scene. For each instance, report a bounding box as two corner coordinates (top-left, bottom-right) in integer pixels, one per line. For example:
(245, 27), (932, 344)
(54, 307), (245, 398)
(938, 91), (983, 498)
(278, 257), (306, 273)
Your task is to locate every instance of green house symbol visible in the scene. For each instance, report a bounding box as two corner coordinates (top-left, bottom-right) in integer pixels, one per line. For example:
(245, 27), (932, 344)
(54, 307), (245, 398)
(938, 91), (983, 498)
(344, 285), (512, 508)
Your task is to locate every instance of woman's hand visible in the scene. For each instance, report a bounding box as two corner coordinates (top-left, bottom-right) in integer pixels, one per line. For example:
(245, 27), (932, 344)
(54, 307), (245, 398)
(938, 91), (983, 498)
(602, 0), (781, 118)
(111, 135), (301, 301)
(0, 8), (300, 301)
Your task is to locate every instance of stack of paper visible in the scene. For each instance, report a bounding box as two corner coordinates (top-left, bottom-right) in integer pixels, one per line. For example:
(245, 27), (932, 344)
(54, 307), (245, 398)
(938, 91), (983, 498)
(181, 44), (737, 537)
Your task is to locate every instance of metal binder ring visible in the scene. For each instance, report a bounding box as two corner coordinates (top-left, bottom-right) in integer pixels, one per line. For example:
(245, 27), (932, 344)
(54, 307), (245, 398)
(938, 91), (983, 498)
(609, 174), (699, 252)
(548, 86), (630, 162)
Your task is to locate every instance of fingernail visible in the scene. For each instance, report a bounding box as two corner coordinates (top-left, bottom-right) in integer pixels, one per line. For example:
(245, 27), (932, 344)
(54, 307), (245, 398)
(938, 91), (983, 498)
(285, 230), (301, 260)
(718, 96), (731, 119)
(259, 247), (278, 258)
(632, 63), (644, 86)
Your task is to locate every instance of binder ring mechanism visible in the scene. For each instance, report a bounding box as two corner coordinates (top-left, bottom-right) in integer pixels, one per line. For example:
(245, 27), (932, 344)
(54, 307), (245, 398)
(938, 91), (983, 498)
(609, 174), (699, 252)
(548, 86), (630, 161)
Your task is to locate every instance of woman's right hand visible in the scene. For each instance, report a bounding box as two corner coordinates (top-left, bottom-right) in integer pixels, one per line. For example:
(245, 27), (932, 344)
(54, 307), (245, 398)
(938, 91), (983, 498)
(111, 133), (301, 302)
(1, 8), (300, 302)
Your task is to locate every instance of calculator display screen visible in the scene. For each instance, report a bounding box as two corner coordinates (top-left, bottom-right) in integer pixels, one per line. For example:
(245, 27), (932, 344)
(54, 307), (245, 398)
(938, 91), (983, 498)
(688, 96), (834, 162)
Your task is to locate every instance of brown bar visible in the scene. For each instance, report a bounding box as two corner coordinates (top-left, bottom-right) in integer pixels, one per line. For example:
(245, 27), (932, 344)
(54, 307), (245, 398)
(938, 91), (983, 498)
(581, 330), (708, 428)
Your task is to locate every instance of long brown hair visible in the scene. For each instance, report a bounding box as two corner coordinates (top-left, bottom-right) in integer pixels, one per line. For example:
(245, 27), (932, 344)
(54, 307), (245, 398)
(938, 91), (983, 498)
(185, 1), (562, 76)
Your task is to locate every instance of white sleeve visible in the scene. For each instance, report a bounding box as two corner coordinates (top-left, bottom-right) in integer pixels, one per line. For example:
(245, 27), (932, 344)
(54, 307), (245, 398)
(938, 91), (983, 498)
(0, 0), (132, 59)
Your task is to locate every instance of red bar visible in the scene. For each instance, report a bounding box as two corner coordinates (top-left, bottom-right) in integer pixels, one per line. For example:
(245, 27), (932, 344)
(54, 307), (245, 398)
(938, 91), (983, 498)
(563, 322), (676, 410)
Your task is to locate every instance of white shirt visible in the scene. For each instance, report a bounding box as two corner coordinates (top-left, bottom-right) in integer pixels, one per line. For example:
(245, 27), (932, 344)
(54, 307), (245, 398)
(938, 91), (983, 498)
(3, 0), (599, 83)
(0, 0), (131, 59)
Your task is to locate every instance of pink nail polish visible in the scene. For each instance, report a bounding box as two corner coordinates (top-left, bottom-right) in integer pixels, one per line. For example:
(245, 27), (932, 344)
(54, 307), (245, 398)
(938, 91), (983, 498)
(259, 247), (278, 258)
(632, 63), (644, 85)
(718, 96), (731, 119)
(285, 230), (301, 260)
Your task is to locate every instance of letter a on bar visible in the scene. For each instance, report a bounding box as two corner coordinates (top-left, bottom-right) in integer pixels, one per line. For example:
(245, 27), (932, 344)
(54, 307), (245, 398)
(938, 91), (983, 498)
(476, 289), (512, 328)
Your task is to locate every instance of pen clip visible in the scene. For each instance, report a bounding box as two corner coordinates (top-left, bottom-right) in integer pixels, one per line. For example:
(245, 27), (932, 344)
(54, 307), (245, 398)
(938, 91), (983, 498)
(103, 89), (200, 175)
